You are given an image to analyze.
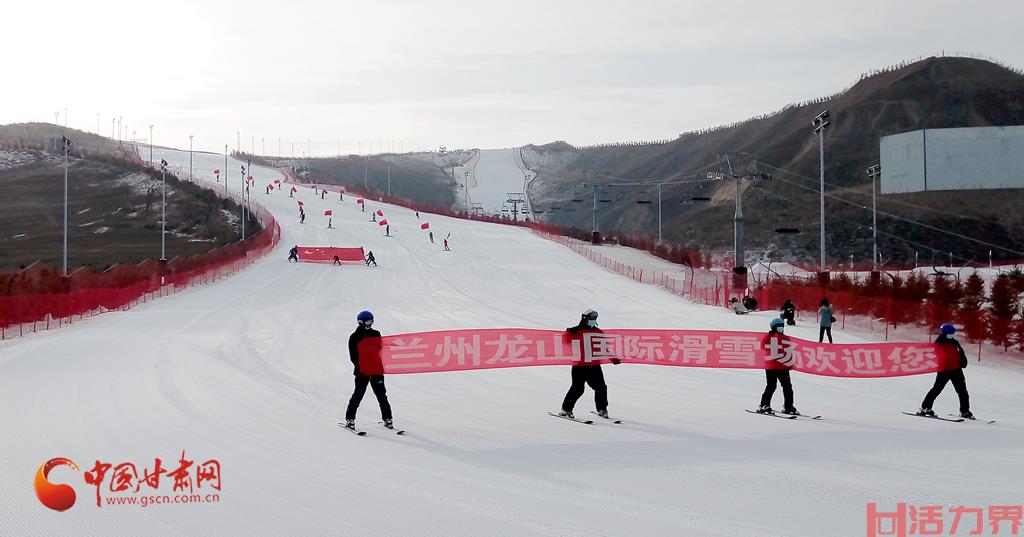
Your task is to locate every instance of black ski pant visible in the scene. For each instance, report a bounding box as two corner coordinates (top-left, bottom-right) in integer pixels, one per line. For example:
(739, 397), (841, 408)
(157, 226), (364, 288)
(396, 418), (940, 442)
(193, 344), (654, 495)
(561, 365), (608, 413)
(760, 369), (794, 410)
(818, 326), (833, 343)
(346, 374), (392, 421)
(921, 369), (970, 413)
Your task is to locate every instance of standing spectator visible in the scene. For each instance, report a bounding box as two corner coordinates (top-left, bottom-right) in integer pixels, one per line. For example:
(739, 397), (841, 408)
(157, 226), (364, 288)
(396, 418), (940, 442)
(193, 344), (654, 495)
(817, 298), (834, 343)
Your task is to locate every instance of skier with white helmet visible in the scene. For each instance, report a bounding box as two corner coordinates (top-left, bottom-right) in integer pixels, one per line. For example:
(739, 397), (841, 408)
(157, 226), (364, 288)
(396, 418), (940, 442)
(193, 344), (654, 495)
(757, 318), (798, 415)
(344, 310), (394, 429)
(917, 323), (972, 419)
(558, 309), (619, 419)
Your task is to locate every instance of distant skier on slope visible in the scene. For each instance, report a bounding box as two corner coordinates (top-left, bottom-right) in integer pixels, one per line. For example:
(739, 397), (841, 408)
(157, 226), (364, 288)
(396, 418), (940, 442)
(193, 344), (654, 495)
(344, 310), (394, 430)
(916, 323), (972, 419)
(288, 245), (299, 263)
(558, 309), (619, 419)
(780, 298), (796, 326)
(757, 318), (798, 415)
(365, 250), (377, 267)
(429, 231), (434, 244)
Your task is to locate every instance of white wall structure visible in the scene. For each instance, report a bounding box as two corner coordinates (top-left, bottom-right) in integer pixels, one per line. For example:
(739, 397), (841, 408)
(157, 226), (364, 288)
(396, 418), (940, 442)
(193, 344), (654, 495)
(880, 126), (1024, 193)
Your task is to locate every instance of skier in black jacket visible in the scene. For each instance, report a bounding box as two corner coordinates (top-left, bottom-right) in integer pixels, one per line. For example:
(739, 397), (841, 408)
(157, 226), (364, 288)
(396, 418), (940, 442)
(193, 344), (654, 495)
(287, 245), (299, 263)
(781, 299), (796, 326)
(558, 309), (619, 419)
(917, 323), (972, 418)
(344, 310), (394, 429)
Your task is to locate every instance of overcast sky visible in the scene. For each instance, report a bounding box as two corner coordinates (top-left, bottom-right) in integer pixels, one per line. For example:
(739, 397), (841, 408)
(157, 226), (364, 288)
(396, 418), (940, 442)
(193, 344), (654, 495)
(4, 0), (1023, 154)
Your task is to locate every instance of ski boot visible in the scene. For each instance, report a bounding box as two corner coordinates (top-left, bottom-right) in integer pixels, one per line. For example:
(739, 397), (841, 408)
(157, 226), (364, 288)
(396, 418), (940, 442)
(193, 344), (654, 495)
(781, 407), (800, 416)
(960, 411), (975, 420)
(915, 408), (936, 417)
(558, 409), (574, 419)
(596, 409), (609, 419)
(344, 419), (356, 429)
(755, 405), (774, 414)
(383, 418), (395, 429)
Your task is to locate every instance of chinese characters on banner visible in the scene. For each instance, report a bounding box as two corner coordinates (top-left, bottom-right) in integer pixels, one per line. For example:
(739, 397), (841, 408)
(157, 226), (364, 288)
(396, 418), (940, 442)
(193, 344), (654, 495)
(359, 329), (960, 378)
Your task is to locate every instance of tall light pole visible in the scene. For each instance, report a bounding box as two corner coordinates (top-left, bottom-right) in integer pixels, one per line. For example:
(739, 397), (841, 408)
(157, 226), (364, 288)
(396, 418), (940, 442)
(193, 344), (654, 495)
(240, 163), (247, 240)
(812, 110), (831, 273)
(657, 184), (663, 242)
(262, 137), (265, 156)
(189, 135), (194, 182)
(307, 139), (311, 158)
(62, 136), (72, 275)
(387, 159), (391, 196)
(97, 112), (100, 134)
(867, 164), (881, 271)
(159, 158), (168, 261)
(224, 145), (228, 197)
(236, 131), (240, 153)
(149, 125), (154, 164)
(278, 138), (281, 159)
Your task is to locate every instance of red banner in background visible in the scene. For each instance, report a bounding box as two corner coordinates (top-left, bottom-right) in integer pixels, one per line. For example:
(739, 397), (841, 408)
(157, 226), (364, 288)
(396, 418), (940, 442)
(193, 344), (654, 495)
(297, 246), (364, 264)
(359, 329), (959, 377)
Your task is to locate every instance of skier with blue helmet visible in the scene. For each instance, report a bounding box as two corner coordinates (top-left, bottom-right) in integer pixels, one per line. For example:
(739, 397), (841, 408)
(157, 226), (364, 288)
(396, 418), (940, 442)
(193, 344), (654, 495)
(917, 323), (972, 419)
(344, 310), (395, 429)
(757, 317), (799, 415)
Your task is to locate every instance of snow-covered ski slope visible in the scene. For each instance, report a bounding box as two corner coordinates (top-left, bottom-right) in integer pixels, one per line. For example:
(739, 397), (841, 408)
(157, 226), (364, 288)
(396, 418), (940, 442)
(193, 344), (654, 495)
(468, 149), (529, 214)
(1, 147), (1022, 537)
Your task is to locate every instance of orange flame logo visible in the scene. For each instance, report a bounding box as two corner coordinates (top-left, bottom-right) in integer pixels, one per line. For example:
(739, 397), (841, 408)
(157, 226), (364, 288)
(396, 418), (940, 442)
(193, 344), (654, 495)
(34, 458), (79, 511)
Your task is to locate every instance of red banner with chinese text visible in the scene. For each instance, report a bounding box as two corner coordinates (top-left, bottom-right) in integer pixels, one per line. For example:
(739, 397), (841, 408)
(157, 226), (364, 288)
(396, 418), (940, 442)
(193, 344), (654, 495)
(358, 329), (959, 377)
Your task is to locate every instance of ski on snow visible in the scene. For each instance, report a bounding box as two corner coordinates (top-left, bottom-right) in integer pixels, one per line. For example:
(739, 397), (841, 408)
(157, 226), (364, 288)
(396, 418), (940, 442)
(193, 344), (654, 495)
(590, 411), (623, 424)
(902, 412), (964, 422)
(338, 422), (368, 436)
(948, 414), (996, 425)
(745, 409), (797, 420)
(378, 421), (406, 435)
(548, 412), (594, 424)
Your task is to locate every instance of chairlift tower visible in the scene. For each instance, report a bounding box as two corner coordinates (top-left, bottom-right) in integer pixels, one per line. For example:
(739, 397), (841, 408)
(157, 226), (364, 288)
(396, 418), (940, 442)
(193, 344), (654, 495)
(506, 193), (526, 222)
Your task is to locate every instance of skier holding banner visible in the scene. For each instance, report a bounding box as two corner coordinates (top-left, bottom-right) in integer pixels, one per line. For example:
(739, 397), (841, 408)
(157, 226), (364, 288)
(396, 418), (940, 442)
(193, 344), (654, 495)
(344, 311), (394, 430)
(757, 318), (799, 415)
(558, 309), (619, 420)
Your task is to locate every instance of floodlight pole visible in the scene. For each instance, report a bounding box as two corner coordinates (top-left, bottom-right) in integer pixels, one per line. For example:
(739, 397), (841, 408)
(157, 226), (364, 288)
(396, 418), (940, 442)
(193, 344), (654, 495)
(867, 164), (881, 271)
(813, 110), (831, 273)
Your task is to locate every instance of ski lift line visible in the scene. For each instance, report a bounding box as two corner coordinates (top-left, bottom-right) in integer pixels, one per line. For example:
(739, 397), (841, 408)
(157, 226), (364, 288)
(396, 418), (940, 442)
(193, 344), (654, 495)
(759, 162), (979, 221)
(764, 171), (1024, 257)
(758, 188), (974, 262)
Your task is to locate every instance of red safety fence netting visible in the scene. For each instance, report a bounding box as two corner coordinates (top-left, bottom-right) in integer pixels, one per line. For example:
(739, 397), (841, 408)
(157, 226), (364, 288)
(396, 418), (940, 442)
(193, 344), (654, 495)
(1, 167), (281, 339)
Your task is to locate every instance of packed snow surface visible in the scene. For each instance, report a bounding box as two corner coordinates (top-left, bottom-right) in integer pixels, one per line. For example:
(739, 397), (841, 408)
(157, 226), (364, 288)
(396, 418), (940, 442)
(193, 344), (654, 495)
(1, 147), (1022, 537)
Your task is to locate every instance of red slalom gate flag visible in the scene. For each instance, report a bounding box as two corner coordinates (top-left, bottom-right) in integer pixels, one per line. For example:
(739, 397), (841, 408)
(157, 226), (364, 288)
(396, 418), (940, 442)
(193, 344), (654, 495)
(297, 200), (304, 206)
(214, 169), (221, 174)
(274, 179), (281, 184)
(356, 199), (364, 204)
(291, 186), (298, 193)
(376, 210), (384, 216)
(420, 222), (430, 230)
(359, 328), (961, 376)
(324, 210), (333, 216)
(268, 184), (274, 190)
(378, 219), (388, 226)
(247, 175), (253, 181)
